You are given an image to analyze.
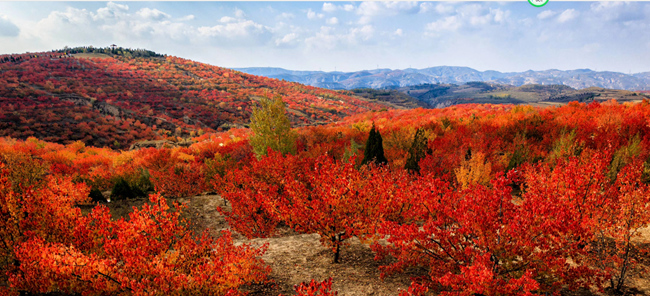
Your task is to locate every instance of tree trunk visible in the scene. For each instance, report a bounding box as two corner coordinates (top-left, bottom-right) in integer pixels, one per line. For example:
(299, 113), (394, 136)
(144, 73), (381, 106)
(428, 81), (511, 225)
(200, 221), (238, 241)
(333, 242), (340, 263)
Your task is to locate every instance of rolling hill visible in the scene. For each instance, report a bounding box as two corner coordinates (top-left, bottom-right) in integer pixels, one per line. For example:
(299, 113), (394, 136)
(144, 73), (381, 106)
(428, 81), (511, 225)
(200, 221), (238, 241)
(0, 47), (389, 148)
(390, 82), (649, 108)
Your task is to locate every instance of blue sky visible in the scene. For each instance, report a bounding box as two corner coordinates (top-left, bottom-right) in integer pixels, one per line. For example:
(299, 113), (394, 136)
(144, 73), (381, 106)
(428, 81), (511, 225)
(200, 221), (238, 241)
(0, 1), (649, 73)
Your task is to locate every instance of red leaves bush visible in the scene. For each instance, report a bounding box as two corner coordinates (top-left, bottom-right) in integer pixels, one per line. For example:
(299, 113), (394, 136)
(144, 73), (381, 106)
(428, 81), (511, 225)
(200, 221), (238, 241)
(0, 162), (270, 296)
(4, 100), (650, 294)
(292, 278), (338, 296)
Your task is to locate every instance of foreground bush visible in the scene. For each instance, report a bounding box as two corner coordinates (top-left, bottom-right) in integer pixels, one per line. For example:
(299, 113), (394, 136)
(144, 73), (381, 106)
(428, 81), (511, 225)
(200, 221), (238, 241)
(0, 162), (270, 295)
(374, 151), (650, 295)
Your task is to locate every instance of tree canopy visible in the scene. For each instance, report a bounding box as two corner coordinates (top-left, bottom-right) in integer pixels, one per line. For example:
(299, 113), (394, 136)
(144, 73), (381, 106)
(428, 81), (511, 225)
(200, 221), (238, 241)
(249, 95), (297, 157)
(361, 123), (387, 166)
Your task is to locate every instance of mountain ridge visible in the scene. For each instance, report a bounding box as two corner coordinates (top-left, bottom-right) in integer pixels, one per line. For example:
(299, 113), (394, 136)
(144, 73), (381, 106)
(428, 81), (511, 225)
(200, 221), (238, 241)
(234, 66), (650, 91)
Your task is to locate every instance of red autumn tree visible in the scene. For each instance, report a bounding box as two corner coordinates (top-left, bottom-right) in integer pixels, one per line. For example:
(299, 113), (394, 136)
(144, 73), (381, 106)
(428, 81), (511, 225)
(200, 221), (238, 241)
(374, 171), (542, 296)
(218, 152), (413, 263)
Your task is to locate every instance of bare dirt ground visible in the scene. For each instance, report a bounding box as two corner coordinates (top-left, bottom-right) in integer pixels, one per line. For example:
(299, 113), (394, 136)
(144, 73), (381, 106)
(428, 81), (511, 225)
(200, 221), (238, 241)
(94, 194), (650, 296)
(71, 53), (112, 59)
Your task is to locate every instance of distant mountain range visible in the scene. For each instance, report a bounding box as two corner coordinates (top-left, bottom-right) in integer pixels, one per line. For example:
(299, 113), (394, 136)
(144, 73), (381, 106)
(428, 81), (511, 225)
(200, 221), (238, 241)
(234, 66), (650, 91)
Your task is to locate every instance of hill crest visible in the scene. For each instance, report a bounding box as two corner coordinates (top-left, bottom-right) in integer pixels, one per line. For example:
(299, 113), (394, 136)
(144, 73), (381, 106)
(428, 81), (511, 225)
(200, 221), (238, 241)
(0, 47), (388, 148)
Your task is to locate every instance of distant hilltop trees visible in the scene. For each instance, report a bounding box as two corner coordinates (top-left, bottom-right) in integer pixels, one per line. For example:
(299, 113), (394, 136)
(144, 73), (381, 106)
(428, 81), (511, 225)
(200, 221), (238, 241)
(0, 46), (163, 65)
(0, 52), (69, 64)
(56, 46), (164, 58)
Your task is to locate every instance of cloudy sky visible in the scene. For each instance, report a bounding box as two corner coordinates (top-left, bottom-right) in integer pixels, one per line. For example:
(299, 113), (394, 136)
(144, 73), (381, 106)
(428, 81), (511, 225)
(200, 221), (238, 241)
(0, 1), (649, 73)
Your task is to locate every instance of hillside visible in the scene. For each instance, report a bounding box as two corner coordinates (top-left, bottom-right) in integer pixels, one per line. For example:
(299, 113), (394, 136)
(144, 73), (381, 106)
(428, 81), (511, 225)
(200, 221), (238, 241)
(0, 47), (388, 149)
(390, 82), (649, 108)
(347, 88), (431, 109)
(4, 100), (650, 295)
(235, 66), (650, 91)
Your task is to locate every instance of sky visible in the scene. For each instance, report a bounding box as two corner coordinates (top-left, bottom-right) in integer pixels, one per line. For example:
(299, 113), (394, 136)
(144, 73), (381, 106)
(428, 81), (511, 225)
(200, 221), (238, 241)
(0, 1), (649, 73)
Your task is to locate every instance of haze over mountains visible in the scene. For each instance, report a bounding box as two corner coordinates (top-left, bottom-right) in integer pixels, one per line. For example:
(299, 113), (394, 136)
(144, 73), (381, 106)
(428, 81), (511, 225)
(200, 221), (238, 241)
(235, 67), (650, 91)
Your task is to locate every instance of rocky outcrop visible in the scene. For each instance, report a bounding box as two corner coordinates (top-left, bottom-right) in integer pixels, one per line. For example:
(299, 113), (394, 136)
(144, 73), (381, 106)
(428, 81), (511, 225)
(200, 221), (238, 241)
(93, 101), (121, 117)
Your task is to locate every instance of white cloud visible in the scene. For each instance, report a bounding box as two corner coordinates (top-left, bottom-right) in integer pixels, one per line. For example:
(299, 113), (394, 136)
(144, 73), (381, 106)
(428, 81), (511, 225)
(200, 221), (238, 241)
(304, 25), (375, 50)
(307, 9), (324, 20)
(198, 20), (269, 39)
(304, 26), (337, 50)
(275, 32), (298, 47)
(437, 4), (455, 15)
(22, 2), (275, 49)
(0, 15), (20, 37)
(323, 3), (337, 13)
(493, 9), (507, 23)
(349, 25), (374, 41)
(468, 8), (508, 26)
(220, 16), (238, 23)
(137, 8), (170, 21)
(419, 3), (434, 13)
(234, 8), (246, 18)
(590, 2), (644, 22)
(425, 16), (461, 35)
(537, 10), (556, 20)
(343, 5), (355, 12)
(319, 26), (335, 35)
(356, 1), (420, 24)
(177, 15), (195, 22)
(423, 4), (510, 37)
(278, 12), (294, 20)
(394, 28), (403, 36)
(323, 3), (355, 13)
(47, 7), (93, 25)
(557, 9), (578, 23)
(356, 2), (386, 23)
(326, 17), (339, 25)
(95, 2), (129, 21)
(420, 3), (455, 15)
(33, 7), (98, 42)
(385, 2), (420, 13)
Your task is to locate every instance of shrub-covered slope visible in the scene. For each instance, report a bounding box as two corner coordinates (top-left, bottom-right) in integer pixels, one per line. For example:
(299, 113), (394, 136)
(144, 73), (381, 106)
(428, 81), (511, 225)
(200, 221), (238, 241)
(0, 47), (387, 148)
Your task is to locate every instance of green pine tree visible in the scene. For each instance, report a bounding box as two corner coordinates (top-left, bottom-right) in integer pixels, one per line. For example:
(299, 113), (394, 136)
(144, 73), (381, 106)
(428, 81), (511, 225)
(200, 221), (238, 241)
(249, 95), (297, 158)
(361, 123), (388, 166)
(404, 128), (428, 173)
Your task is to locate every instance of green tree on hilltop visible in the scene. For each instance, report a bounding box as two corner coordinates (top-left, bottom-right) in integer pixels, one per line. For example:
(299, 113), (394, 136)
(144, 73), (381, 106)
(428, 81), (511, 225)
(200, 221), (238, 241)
(250, 95), (297, 158)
